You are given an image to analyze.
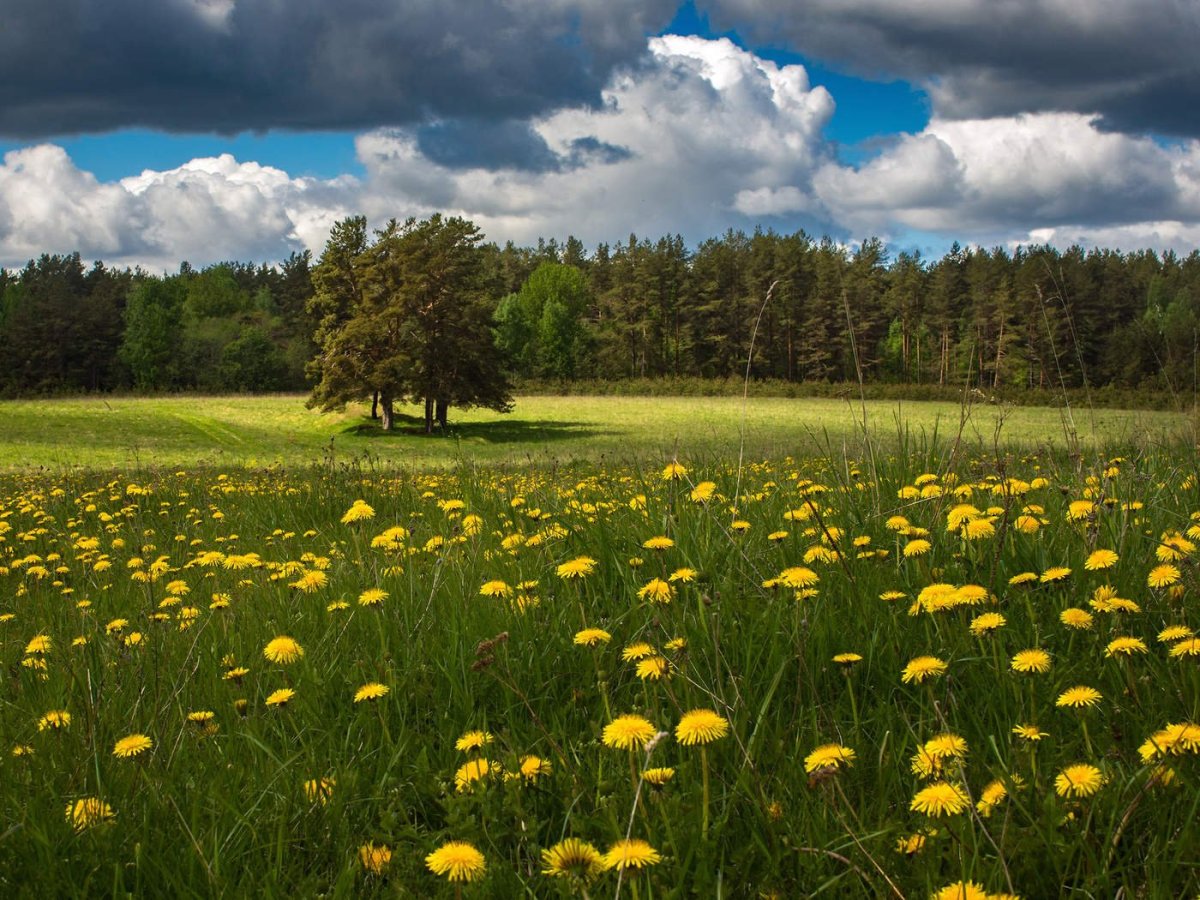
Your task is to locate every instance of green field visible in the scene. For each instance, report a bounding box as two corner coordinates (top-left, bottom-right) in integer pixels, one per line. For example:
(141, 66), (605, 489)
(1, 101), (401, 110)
(0, 394), (1191, 471)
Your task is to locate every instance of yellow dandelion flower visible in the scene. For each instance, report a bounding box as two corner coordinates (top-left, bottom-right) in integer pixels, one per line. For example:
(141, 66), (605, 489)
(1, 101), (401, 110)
(358, 841), (392, 874)
(112, 734), (153, 759)
(642, 766), (675, 785)
(426, 840), (486, 882)
(454, 758), (496, 792)
(1012, 723), (1049, 742)
(675, 709), (730, 746)
(478, 580), (511, 597)
(1055, 763), (1104, 798)
(1169, 637), (1200, 657)
(1158, 625), (1193, 643)
(263, 636), (304, 664)
(1060, 607), (1094, 630)
(1056, 686), (1103, 708)
(556, 556), (597, 579)
(602, 715), (657, 751)
(690, 481), (716, 502)
(910, 781), (969, 816)
(833, 652), (863, 665)
(621, 642), (655, 661)
(932, 881), (989, 900)
(969, 612), (1006, 636)
(903, 539), (931, 557)
(901, 655), (947, 684)
(1105, 637), (1148, 657)
(24, 634), (51, 655)
(65, 797), (115, 832)
(289, 569), (327, 592)
(357, 588), (388, 606)
(1011, 649), (1052, 674)
(265, 687), (295, 708)
(353, 682), (389, 703)
(304, 776), (335, 805)
(803, 744), (856, 773)
(976, 779), (1008, 817)
(1085, 549), (1119, 570)
(1040, 566), (1071, 583)
(455, 730), (494, 753)
(636, 577), (674, 603)
(516, 755), (551, 782)
(661, 461), (687, 480)
(541, 838), (604, 880)
(642, 536), (674, 551)
(635, 656), (670, 680)
(603, 838), (661, 871)
(340, 500), (375, 524)
(1148, 564), (1181, 588)
(777, 566), (819, 588)
(574, 628), (612, 647)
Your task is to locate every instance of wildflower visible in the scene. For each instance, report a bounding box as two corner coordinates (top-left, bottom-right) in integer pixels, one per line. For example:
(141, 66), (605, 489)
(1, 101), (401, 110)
(1105, 637), (1148, 657)
(187, 710), (215, 726)
(1060, 608), (1095, 630)
(455, 730), (494, 753)
(777, 566), (819, 588)
(454, 758), (496, 792)
(803, 744), (856, 774)
(37, 710), (70, 731)
(969, 612), (1006, 636)
(516, 755), (551, 781)
(669, 567), (697, 583)
(263, 636), (304, 664)
(573, 628), (611, 647)
(478, 580), (510, 597)
(1085, 549), (1119, 570)
(1056, 686), (1103, 708)
(304, 777), (335, 804)
(426, 840), (486, 882)
(1055, 764), (1104, 798)
(1040, 566), (1071, 583)
(833, 652), (863, 666)
(541, 838), (604, 881)
(642, 536), (674, 550)
(924, 733), (968, 761)
(976, 780), (1008, 817)
(690, 481), (716, 502)
(1158, 625), (1194, 643)
(65, 797), (115, 832)
(1148, 564), (1182, 588)
(24, 634), (51, 655)
(224, 666), (249, 682)
(622, 642), (655, 662)
(636, 656), (670, 680)
(637, 578), (674, 603)
(556, 556), (597, 579)
(932, 881), (988, 900)
(266, 688), (295, 708)
(602, 715), (657, 750)
(1138, 722), (1200, 760)
(603, 839), (662, 870)
(962, 518), (996, 540)
(664, 637), (686, 652)
(112, 734), (153, 759)
(910, 781), (969, 816)
(895, 832), (928, 855)
(358, 842), (392, 875)
(353, 682), (389, 703)
(1008, 571), (1038, 585)
(289, 570), (328, 592)
(357, 588), (388, 606)
(1011, 649), (1052, 674)
(340, 500), (375, 524)
(901, 655), (947, 684)
(662, 461), (687, 480)
(1012, 724), (1048, 742)
(675, 709), (730, 745)
(903, 539), (931, 557)
(1170, 637), (1200, 657)
(642, 766), (675, 785)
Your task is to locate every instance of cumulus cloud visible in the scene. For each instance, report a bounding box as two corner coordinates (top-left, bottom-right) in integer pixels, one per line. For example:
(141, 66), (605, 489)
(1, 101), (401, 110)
(702, 0), (1200, 137)
(4, 37), (1200, 268)
(0, 0), (677, 138)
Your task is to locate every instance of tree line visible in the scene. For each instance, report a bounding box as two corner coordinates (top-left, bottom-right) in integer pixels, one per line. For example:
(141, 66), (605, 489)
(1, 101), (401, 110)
(3, 225), (1200, 402)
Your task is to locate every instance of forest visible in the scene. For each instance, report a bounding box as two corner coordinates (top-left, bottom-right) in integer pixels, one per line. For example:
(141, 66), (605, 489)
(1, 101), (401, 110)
(2, 227), (1199, 400)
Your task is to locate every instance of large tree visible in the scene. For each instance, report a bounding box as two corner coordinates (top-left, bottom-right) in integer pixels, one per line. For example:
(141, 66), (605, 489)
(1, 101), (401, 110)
(307, 214), (512, 432)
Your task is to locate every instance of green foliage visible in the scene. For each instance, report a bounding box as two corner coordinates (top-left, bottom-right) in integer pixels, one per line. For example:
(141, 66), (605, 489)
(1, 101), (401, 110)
(120, 277), (188, 390)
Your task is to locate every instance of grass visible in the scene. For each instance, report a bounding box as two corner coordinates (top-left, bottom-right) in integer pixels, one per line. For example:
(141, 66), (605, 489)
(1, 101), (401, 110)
(0, 393), (1192, 471)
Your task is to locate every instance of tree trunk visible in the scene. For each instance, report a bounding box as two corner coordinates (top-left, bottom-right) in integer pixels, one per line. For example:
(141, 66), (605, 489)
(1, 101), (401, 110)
(380, 394), (394, 431)
(370, 391), (379, 420)
(436, 398), (449, 429)
(424, 396), (434, 434)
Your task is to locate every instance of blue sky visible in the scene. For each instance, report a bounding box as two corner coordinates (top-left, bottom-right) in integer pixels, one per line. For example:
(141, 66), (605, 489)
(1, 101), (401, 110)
(0, 0), (1195, 269)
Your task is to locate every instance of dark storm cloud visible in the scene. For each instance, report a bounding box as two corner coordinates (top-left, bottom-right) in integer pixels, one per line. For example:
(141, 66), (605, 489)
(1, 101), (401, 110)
(0, 0), (677, 138)
(702, 0), (1200, 137)
(413, 120), (633, 173)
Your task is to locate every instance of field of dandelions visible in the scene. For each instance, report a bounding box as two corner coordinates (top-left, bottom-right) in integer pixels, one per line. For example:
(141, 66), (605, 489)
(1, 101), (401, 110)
(4, 444), (1200, 898)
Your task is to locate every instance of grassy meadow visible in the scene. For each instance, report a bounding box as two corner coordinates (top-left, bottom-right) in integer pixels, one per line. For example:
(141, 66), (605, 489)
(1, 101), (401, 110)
(3, 395), (1200, 897)
(0, 393), (1193, 471)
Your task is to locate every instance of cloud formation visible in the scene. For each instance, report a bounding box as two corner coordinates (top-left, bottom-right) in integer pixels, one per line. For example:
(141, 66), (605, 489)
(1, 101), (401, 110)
(704, 0), (1200, 137)
(0, 0), (677, 137)
(2, 37), (1200, 269)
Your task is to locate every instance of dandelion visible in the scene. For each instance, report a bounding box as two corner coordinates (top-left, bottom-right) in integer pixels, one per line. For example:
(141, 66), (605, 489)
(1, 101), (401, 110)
(661, 461), (687, 480)
(24, 634), (51, 655)
(676, 709), (730, 746)
(358, 842), (392, 875)
(426, 840), (486, 882)
(37, 710), (70, 731)
(976, 780), (1008, 817)
(777, 566), (819, 588)
(357, 588), (388, 606)
(353, 682), (389, 703)
(1085, 549), (1119, 570)
(65, 797), (115, 832)
(932, 881), (989, 900)
(1055, 764), (1104, 798)
(263, 636), (304, 664)
(454, 758), (496, 792)
(1040, 566), (1072, 583)
(556, 556), (597, 579)
(515, 755), (551, 782)
(112, 734), (153, 759)
(833, 652), (863, 665)
(1012, 723), (1049, 742)
(289, 570), (328, 592)
(1169, 637), (1200, 657)
(969, 612), (1006, 636)
(603, 839), (662, 871)
(541, 838), (604, 881)
(340, 500), (375, 524)
(803, 744), (856, 774)
(1056, 686), (1103, 708)
(669, 567), (697, 582)
(901, 655), (947, 684)
(1105, 637), (1148, 657)
(1158, 625), (1193, 643)
(910, 782), (969, 817)
(304, 777), (335, 805)
(643, 766), (675, 785)
(636, 656), (670, 680)
(478, 580), (510, 597)
(1011, 649), (1052, 674)
(1149, 564), (1181, 588)
(455, 730), (494, 753)
(903, 539), (931, 557)
(642, 535), (674, 550)
(573, 628), (611, 647)
(266, 688), (296, 708)
(636, 577), (674, 603)
(689, 481), (716, 502)
(602, 715), (657, 751)
(1060, 608), (1095, 630)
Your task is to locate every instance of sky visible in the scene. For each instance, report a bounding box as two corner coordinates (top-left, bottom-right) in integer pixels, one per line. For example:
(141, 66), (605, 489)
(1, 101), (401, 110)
(0, 0), (1198, 271)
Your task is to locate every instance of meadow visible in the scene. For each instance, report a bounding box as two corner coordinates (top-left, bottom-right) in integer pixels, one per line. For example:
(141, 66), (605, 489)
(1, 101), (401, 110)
(3, 396), (1200, 897)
